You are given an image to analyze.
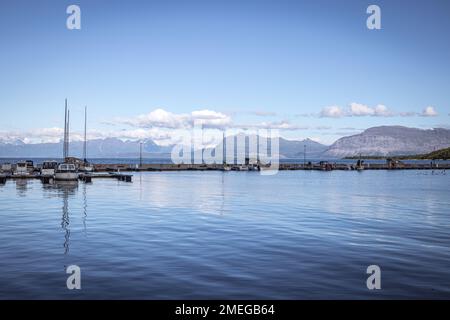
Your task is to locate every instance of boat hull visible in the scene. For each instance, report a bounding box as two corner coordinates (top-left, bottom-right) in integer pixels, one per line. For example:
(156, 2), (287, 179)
(54, 172), (79, 181)
(13, 170), (30, 176)
(41, 169), (55, 176)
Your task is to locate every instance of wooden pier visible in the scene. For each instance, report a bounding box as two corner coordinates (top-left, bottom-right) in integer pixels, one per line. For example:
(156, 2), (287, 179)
(0, 173), (133, 184)
(79, 173), (133, 182)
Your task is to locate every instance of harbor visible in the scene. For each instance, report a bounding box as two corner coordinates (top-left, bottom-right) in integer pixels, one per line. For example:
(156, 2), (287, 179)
(1, 158), (448, 186)
(0, 99), (448, 186)
(71, 153), (450, 172)
(0, 101), (133, 185)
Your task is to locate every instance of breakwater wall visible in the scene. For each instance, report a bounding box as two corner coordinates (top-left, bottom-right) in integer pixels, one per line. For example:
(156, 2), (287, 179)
(92, 162), (450, 172)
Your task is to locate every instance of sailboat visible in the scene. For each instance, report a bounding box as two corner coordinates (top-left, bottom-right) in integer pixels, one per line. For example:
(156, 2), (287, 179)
(356, 154), (365, 171)
(55, 99), (79, 181)
(80, 106), (94, 173)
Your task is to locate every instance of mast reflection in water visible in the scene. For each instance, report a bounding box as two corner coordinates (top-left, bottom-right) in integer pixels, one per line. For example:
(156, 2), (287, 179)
(56, 181), (78, 255)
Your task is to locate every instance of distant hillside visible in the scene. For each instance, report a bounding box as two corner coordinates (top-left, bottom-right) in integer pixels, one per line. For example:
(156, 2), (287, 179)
(400, 147), (450, 160)
(345, 147), (450, 160)
(206, 134), (328, 159)
(281, 138), (327, 158)
(325, 126), (450, 157)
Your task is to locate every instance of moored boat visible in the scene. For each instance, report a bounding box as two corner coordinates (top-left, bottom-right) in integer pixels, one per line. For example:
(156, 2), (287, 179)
(80, 162), (94, 173)
(41, 160), (58, 176)
(54, 163), (79, 181)
(1, 163), (12, 173)
(14, 161), (30, 176)
(356, 159), (365, 171)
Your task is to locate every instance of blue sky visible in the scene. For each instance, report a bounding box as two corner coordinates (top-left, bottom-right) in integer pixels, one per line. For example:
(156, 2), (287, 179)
(0, 0), (449, 145)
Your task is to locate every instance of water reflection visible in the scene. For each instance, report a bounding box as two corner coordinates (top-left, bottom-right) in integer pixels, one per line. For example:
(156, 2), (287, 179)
(15, 179), (28, 197)
(219, 172), (225, 215)
(83, 182), (87, 236)
(137, 172), (229, 215)
(54, 181), (78, 255)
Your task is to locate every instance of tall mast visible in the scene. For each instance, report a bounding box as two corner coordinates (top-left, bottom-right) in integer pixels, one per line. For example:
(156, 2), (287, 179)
(64, 99), (68, 160)
(304, 144), (306, 166)
(222, 131), (226, 165)
(257, 133), (259, 163)
(83, 106), (87, 163)
(67, 109), (70, 158)
(139, 142), (143, 168)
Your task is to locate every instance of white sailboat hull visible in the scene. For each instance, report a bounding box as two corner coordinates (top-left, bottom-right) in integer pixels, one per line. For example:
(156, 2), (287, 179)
(54, 172), (79, 181)
(41, 169), (55, 176)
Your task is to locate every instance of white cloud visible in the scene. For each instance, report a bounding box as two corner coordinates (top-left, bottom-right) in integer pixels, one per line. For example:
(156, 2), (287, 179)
(421, 106), (438, 117)
(125, 108), (189, 129)
(349, 103), (375, 116)
(320, 103), (402, 118)
(374, 104), (393, 116)
(258, 121), (308, 130)
(0, 127), (64, 144)
(190, 109), (232, 128)
(117, 108), (232, 129)
(320, 106), (344, 118)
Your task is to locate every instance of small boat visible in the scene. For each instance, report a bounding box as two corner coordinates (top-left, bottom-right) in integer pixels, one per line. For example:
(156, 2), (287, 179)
(356, 159), (365, 171)
(1, 163), (12, 173)
(319, 161), (333, 171)
(79, 162), (94, 173)
(232, 164), (249, 171)
(25, 160), (34, 170)
(247, 163), (259, 171)
(55, 163), (79, 181)
(14, 161), (30, 176)
(41, 160), (58, 176)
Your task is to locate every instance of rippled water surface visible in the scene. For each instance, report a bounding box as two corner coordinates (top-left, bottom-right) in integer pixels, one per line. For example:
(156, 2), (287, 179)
(0, 170), (449, 299)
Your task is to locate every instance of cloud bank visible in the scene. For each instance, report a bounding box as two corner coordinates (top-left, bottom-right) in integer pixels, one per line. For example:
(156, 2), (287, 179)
(319, 103), (437, 118)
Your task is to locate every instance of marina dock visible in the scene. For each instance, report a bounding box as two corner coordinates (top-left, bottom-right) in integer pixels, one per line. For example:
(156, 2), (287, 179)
(1, 161), (448, 186)
(92, 162), (450, 172)
(0, 172), (133, 184)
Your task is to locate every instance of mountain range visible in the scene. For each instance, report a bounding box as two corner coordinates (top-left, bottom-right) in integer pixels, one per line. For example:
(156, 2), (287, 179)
(0, 138), (172, 159)
(324, 126), (450, 157)
(0, 126), (449, 159)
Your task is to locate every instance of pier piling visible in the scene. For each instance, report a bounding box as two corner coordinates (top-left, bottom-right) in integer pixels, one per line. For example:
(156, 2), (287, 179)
(41, 176), (52, 184)
(81, 175), (92, 183)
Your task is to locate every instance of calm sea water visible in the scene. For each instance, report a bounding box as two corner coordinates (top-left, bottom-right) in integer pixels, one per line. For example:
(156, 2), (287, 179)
(0, 170), (449, 299)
